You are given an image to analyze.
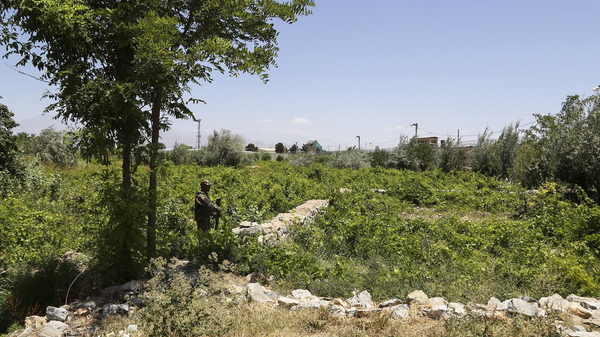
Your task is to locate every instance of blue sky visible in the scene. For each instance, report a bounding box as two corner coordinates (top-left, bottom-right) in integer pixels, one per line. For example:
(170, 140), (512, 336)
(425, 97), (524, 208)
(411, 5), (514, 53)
(2, 1), (600, 150)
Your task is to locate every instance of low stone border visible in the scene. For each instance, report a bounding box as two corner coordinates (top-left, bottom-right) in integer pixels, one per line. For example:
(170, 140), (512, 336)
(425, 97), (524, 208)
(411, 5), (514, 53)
(231, 199), (329, 244)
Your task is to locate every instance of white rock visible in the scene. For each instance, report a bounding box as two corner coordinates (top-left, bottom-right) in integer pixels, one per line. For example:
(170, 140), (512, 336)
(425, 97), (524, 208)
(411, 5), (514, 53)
(407, 290), (428, 306)
(508, 298), (539, 317)
(539, 294), (569, 313)
(568, 332), (600, 337)
(347, 290), (373, 308)
(46, 321), (68, 332)
(388, 304), (410, 320)
(292, 289), (314, 302)
(329, 305), (347, 317)
(429, 297), (448, 311)
(246, 283), (274, 304)
(379, 299), (403, 308)
(277, 297), (300, 307)
(448, 303), (467, 316)
(487, 297), (501, 309)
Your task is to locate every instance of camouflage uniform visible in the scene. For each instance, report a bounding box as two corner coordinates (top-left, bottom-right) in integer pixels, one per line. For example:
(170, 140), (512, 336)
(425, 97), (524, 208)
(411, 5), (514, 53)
(194, 190), (220, 231)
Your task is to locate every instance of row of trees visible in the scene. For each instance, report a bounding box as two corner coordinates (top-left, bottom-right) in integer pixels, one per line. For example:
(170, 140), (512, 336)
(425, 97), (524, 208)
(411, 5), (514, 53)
(324, 93), (600, 198)
(5, 92), (600, 199)
(245, 142), (301, 154)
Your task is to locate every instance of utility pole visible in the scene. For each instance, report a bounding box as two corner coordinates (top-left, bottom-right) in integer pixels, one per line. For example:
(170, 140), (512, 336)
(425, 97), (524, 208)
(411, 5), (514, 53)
(196, 119), (202, 149)
(356, 135), (360, 151)
(411, 123), (418, 139)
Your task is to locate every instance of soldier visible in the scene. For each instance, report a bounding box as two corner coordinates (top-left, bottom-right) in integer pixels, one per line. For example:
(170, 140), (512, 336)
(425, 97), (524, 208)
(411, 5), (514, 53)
(194, 180), (221, 231)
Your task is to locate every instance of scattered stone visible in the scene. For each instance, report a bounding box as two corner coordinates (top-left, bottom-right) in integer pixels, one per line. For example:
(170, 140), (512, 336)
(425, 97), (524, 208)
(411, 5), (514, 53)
(102, 303), (129, 317)
(448, 303), (467, 317)
(407, 290), (428, 306)
(121, 280), (146, 292)
(569, 303), (593, 319)
(46, 320), (68, 332)
(246, 283), (274, 304)
(379, 299), (403, 308)
(292, 289), (315, 302)
(40, 324), (63, 337)
(568, 332), (600, 337)
(277, 297), (300, 307)
(332, 298), (348, 307)
(329, 305), (347, 317)
(100, 286), (125, 302)
(347, 290), (373, 309)
(24, 316), (46, 330)
(388, 304), (410, 320)
(508, 298), (539, 317)
(46, 306), (68, 322)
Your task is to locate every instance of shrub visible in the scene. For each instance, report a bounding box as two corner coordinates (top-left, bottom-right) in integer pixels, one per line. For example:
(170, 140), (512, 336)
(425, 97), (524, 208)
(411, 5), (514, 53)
(34, 127), (78, 166)
(385, 135), (417, 170)
(327, 150), (370, 169)
(439, 137), (467, 172)
(171, 141), (192, 165)
(194, 129), (243, 167)
(260, 153), (272, 161)
(276, 155), (284, 162)
(288, 154), (316, 167)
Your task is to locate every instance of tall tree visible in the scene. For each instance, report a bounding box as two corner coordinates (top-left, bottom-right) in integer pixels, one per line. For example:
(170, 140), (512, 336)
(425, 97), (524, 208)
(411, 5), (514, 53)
(0, 99), (23, 178)
(275, 142), (286, 153)
(2, 0), (314, 259)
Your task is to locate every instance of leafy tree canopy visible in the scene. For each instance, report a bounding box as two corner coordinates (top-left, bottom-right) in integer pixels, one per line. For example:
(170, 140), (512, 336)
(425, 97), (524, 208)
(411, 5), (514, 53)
(0, 99), (23, 177)
(275, 142), (286, 154)
(245, 143), (258, 152)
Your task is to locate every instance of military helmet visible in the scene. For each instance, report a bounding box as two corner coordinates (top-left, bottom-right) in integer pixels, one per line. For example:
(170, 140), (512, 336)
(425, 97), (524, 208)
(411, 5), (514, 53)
(201, 179), (212, 186)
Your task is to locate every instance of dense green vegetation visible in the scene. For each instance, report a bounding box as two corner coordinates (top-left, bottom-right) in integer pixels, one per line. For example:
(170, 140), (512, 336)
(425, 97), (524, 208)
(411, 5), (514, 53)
(2, 158), (600, 333)
(2, 93), (600, 335)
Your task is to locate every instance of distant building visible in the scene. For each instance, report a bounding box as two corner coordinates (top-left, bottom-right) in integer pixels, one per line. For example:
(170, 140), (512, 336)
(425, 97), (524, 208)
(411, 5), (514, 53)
(305, 140), (323, 153)
(417, 137), (439, 149)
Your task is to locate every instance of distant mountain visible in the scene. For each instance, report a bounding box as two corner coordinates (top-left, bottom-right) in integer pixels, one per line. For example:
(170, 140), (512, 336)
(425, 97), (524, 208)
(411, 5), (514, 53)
(14, 113), (66, 135)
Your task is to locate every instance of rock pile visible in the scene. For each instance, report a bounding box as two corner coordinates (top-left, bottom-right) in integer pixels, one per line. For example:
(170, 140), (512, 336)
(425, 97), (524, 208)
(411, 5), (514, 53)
(242, 283), (600, 336)
(9, 257), (600, 337)
(231, 199), (328, 244)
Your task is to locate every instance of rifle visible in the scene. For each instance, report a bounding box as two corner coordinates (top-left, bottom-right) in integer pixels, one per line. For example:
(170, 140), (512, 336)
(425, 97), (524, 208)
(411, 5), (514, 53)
(214, 197), (222, 230)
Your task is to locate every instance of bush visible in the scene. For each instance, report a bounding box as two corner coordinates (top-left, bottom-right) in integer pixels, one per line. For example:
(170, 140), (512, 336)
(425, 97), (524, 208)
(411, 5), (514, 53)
(327, 150), (370, 169)
(287, 154), (316, 167)
(194, 129), (243, 167)
(439, 137), (467, 172)
(260, 153), (271, 161)
(171, 141), (192, 165)
(34, 127), (78, 166)
(385, 135), (417, 170)
(276, 155), (284, 162)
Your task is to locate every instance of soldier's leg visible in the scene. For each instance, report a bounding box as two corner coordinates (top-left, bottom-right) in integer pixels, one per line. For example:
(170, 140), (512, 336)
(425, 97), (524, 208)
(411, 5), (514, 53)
(197, 219), (210, 232)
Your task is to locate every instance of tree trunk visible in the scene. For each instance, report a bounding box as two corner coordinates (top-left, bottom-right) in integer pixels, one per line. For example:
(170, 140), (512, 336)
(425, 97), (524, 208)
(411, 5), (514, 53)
(122, 142), (132, 190)
(147, 89), (161, 260)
